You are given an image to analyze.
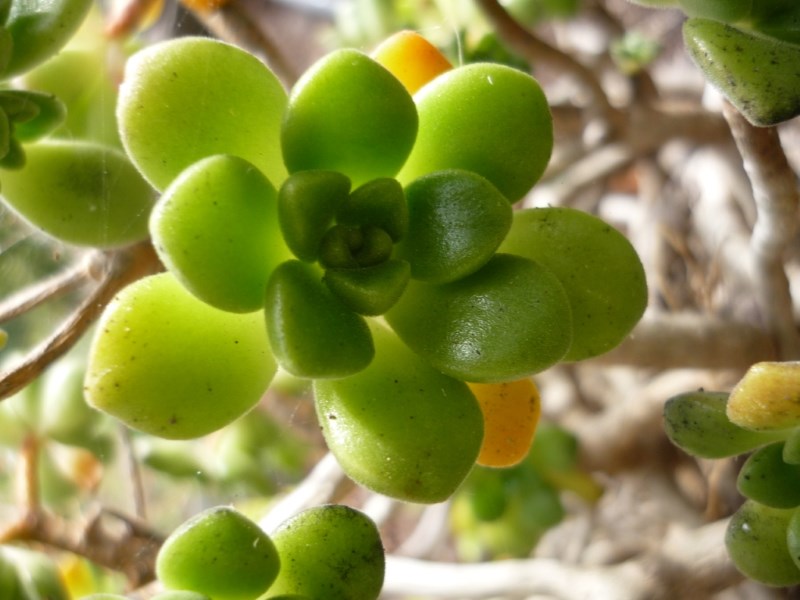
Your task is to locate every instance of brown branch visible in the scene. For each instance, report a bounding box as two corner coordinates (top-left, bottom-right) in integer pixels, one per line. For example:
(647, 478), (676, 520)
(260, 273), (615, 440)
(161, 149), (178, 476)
(0, 252), (100, 324)
(722, 102), (800, 359)
(187, 1), (299, 88)
(2, 507), (163, 587)
(588, 312), (777, 370)
(2, 431), (162, 587)
(0, 242), (161, 401)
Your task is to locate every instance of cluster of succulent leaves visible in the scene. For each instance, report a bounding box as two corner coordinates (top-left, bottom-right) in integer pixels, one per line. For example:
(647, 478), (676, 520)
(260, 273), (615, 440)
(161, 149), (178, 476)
(664, 362), (800, 587)
(629, 0), (800, 126)
(51, 33), (646, 507)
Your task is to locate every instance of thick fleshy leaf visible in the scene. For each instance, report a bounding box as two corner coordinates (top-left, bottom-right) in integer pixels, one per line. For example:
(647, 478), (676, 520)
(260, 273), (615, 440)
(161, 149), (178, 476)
(396, 169), (512, 283)
(314, 322), (483, 503)
(264, 260), (374, 378)
(156, 506), (279, 600)
(282, 49), (418, 187)
(499, 207), (647, 361)
(3, 0), (93, 77)
(727, 362), (800, 431)
(118, 37), (288, 191)
(266, 505), (384, 600)
(0, 140), (155, 247)
(151, 154), (290, 313)
(337, 177), (408, 242)
(0, 90), (66, 142)
(323, 259), (410, 316)
(85, 273), (276, 439)
(683, 18), (800, 126)
(278, 170), (351, 262)
(397, 63), (552, 202)
(386, 254), (573, 383)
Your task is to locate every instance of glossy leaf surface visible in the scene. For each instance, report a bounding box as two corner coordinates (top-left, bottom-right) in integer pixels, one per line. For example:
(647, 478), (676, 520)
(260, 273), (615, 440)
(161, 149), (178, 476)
(683, 18), (800, 126)
(386, 254), (572, 382)
(282, 49), (417, 187)
(397, 169), (512, 284)
(265, 505), (384, 600)
(664, 390), (786, 458)
(156, 506), (279, 600)
(726, 500), (800, 586)
(265, 260), (374, 378)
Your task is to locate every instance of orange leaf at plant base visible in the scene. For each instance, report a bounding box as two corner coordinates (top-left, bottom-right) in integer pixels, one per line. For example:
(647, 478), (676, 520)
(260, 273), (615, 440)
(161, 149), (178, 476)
(371, 30), (453, 95)
(468, 378), (541, 468)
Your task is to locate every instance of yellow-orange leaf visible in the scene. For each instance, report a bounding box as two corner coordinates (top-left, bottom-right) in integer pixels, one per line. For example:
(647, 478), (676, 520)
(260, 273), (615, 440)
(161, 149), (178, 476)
(468, 378), (541, 468)
(371, 30), (453, 95)
(180, 0), (231, 12)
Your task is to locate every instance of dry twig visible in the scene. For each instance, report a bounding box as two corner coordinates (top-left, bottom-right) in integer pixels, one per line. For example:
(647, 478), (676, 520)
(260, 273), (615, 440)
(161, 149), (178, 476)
(0, 242), (161, 401)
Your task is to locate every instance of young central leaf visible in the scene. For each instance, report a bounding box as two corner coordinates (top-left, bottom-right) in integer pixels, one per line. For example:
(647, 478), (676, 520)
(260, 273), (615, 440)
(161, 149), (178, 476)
(314, 321), (483, 504)
(85, 273), (276, 440)
(281, 49), (418, 187)
(278, 170), (351, 262)
(151, 154), (290, 313)
(264, 260), (374, 378)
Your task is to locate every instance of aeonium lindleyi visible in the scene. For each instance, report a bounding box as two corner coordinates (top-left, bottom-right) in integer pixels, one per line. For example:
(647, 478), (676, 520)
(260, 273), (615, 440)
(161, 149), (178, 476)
(83, 31), (646, 502)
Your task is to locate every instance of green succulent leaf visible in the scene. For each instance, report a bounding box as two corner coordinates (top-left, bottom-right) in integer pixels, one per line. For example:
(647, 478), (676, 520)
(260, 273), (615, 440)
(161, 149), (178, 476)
(396, 169), (512, 284)
(323, 259), (411, 316)
(499, 207), (647, 361)
(118, 37), (288, 191)
(0, 140), (156, 247)
(726, 500), (800, 586)
(314, 321), (483, 503)
(663, 390), (786, 459)
(683, 17), (800, 126)
(156, 506), (279, 600)
(266, 505), (384, 600)
(398, 62), (552, 202)
(3, 0), (94, 77)
(151, 154), (289, 313)
(278, 170), (351, 262)
(386, 254), (573, 382)
(85, 273), (276, 440)
(5, 90), (66, 142)
(282, 48), (418, 187)
(337, 177), (408, 242)
(738, 442), (800, 508)
(264, 260), (374, 378)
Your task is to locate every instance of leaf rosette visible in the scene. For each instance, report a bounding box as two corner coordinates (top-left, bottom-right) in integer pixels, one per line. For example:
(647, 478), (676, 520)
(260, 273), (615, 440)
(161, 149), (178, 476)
(83, 32), (646, 502)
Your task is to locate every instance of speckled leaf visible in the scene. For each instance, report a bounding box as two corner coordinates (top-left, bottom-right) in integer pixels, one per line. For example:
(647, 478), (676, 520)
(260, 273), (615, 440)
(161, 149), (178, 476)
(683, 18), (800, 126)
